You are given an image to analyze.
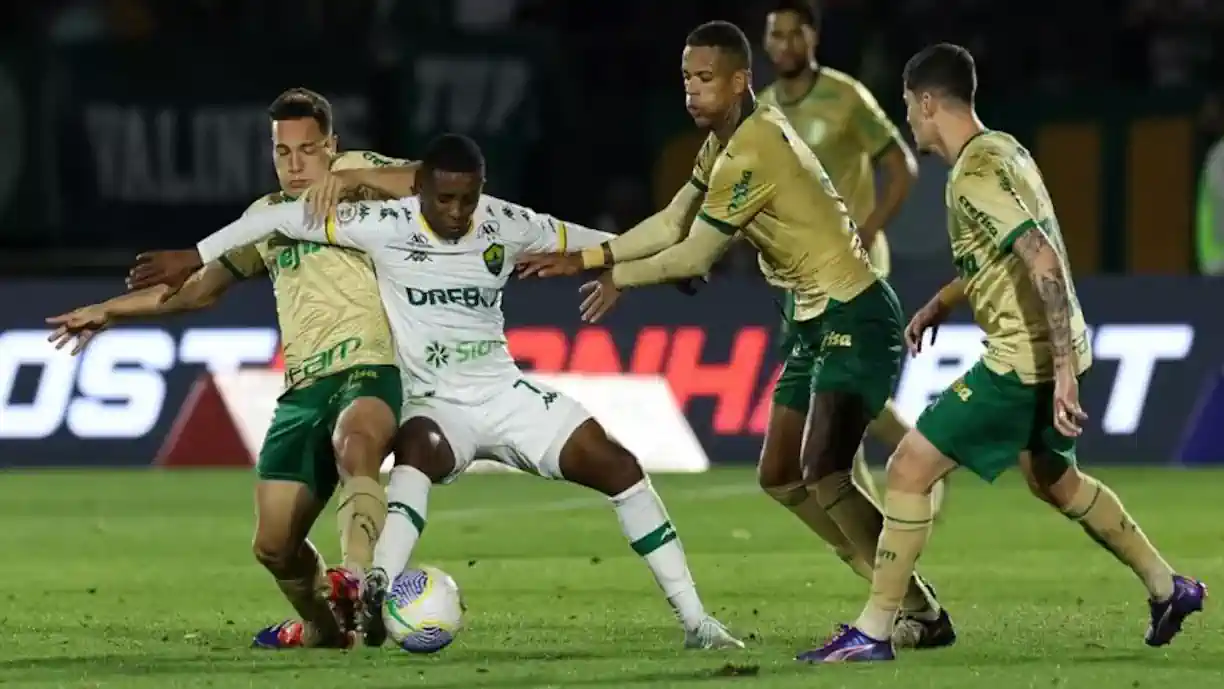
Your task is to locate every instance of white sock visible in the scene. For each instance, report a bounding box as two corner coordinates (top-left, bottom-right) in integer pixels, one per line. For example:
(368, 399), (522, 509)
(611, 478), (706, 629)
(371, 465), (432, 583)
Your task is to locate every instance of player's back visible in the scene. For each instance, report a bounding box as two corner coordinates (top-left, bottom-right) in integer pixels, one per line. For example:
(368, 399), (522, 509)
(946, 131), (1091, 382)
(759, 68), (898, 226)
(220, 150), (401, 390)
(701, 104), (877, 317)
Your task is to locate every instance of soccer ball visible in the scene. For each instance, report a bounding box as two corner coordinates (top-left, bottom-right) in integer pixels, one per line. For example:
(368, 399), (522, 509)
(383, 566), (464, 653)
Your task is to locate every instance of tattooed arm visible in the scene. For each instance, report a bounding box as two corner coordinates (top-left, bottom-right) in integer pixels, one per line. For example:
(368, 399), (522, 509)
(1011, 226), (1074, 371)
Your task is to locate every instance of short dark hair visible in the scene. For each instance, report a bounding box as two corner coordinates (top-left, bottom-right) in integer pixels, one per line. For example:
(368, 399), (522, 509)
(420, 133), (485, 176)
(267, 88), (333, 135)
(903, 43), (977, 104)
(686, 20), (752, 69)
(768, 0), (820, 28)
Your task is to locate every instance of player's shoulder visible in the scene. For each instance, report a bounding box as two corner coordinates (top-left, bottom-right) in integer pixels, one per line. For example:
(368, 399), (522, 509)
(727, 105), (787, 156)
(757, 82), (779, 106)
(244, 191), (292, 214)
(474, 194), (536, 237)
(330, 150), (409, 171)
(954, 131), (1028, 182)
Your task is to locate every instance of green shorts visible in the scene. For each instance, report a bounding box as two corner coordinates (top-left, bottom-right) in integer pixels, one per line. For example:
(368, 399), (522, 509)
(915, 360), (1078, 482)
(772, 280), (904, 419)
(256, 364), (402, 499)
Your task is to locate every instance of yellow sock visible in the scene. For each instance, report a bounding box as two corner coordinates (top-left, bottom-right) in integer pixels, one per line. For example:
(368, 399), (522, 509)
(764, 481), (872, 580)
(1063, 474), (1175, 600)
(336, 475), (387, 576)
(855, 490), (933, 640)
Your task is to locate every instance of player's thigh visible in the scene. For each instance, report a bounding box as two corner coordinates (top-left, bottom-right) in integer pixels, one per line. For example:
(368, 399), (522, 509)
(332, 365), (402, 478)
(483, 377), (598, 481)
(397, 396), (479, 483)
(252, 479), (326, 564)
(914, 361), (1039, 483)
(868, 232), (891, 278)
(553, 417), (645, 496)
(810, 280), (904, 422)
(256, 387), (342, 505)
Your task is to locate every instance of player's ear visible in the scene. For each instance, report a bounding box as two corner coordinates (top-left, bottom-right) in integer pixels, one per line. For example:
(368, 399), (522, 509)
(733, 69), (749, 96)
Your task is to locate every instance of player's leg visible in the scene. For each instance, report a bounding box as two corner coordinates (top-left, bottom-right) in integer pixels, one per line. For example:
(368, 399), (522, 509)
(331, 366), (402, 578)
(1021, 438), (1205, 646)
(250, 389), (351, 648)
(793, 285), (945, 641)
(497, 378), (741, 649)
(360, 401), (478, 647)
(760, 343), (872, 580)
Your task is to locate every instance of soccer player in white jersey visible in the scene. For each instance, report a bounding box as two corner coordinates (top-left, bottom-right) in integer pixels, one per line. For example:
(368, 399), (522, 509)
(128, 134), (744, 651)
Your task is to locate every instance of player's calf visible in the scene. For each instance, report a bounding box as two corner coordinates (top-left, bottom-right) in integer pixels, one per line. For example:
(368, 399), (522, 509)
(557, 419), (742, 649)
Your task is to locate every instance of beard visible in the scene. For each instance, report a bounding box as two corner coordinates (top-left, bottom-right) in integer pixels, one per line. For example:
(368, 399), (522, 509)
(775, 61), (808, 79)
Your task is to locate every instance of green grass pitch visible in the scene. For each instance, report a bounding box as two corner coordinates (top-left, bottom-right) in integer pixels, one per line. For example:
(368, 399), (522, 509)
(0, 466), (1220, 688)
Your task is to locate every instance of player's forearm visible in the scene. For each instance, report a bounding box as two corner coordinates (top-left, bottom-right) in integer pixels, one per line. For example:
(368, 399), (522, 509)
(580, 211), (686, 269)
(861, 144), (917, 246)
(609, 223), (726, 288)
(1012, 226), (1075, 371)
(935, 278), (966, 308)
(197, 203), (314, 263)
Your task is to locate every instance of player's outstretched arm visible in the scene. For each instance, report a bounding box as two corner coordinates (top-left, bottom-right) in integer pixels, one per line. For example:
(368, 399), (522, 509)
(582, 183), (705, 269)
(609, 219), (732, 288)
(48, 263), (234, 354)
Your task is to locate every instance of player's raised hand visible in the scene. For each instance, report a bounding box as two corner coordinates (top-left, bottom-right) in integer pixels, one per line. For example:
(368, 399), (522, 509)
(578, 273), (621, 323)
(516, 252), (584, 279)
(304, 169), (345, 227)
(1052, 369), (1087, 437)
(45, 305), (109, 355)
(904, 298), (948, 354)
(128, 249), (203, 293)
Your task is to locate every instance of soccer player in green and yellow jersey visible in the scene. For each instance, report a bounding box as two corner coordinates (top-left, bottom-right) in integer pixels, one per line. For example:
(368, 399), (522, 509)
(801, 43), (1206, 663)
(758, 1), (944, 524)
(517, 21), (954, 650)
(46, 88), (419, 649)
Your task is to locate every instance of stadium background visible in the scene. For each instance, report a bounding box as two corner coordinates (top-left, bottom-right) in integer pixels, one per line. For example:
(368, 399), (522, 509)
(1, 4), (1223, 688)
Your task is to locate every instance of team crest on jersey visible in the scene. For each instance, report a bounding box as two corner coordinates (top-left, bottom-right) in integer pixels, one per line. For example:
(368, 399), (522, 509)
(336, 203), (358, 224)
(477, 220), (500, 239)
(482, 243), (506, 275)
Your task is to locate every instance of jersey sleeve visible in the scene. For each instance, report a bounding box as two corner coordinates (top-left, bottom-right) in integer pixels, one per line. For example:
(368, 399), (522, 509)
(688, 134), (721, 193)
(519, 208), (615, 253)
(331, 150), (413, 170)
(197, 200), (401, 264)
(216, 246), (264, 280)
(953, 155), (1039, 253)
(848, 83), (902, 159)
(322, 200), (405, 251)
(696, 149), (775, 234)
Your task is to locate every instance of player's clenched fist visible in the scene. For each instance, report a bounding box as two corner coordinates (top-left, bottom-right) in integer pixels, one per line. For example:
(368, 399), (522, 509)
(45, 306), (109, 355)
(516, 252), (584, 278)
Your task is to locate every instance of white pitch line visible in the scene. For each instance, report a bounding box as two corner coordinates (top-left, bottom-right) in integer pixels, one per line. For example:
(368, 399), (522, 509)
(431, 481), (761, 521)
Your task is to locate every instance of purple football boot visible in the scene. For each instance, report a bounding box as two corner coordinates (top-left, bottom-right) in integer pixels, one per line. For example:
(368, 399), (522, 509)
(1146, 575), (1207, 647)
(796, 624), (895, 663)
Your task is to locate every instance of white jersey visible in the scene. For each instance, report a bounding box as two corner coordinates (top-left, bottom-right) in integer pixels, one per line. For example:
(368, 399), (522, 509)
(197, 194), (609, 404)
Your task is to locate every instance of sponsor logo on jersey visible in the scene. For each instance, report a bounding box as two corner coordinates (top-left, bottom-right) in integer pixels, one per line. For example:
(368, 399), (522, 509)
(423, 339), (503, 369)
(284, 337), (363, 388)
(482, 243), (505, 276)
(405, 286), (502, 309)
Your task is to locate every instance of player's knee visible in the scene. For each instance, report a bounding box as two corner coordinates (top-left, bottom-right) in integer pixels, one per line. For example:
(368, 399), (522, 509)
(1019, 452), (1076, 507)
(332, 429), (383, 479)
(557, 419), (644, 496)
(392, 418), (455, 484)
(884, 432), (944, 494)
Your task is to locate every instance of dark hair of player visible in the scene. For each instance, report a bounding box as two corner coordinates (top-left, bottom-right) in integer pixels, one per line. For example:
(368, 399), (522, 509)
(903, 43), (977, 105)
(267, 88), (333, 135)
(685, 20), (752, 69)
(420, 133), (486, 176)
(767, 0), (821, 28)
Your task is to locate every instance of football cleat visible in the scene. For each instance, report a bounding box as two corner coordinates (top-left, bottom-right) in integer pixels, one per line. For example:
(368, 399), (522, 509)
(251, 619), (354, 650)
(359, 567), (391, 648)
(1146, 575), (1207, 647)
(683, 616), (745, 649)
(326, 567), (361, 632)
(892, 607), (957, 650)
(797, 624), (895, 663)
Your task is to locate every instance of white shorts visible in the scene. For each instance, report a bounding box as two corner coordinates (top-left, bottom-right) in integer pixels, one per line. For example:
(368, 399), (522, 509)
(403, 377), (592, 482)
